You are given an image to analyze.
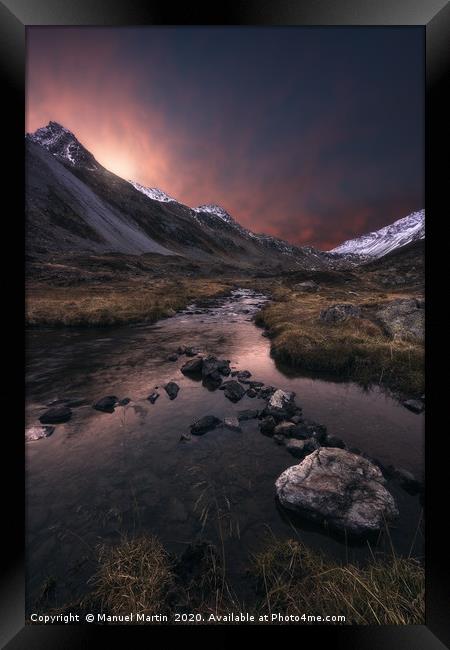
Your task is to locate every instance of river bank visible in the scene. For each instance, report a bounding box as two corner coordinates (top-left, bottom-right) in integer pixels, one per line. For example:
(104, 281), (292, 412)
(25, 289), (424, 618)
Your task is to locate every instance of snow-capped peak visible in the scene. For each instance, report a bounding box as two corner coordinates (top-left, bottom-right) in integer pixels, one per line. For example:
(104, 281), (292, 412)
(26, 121), (100, 170)
(192, 204), (234, 224)
(128, 180), (176, 203)
(329, 209), (425, 258)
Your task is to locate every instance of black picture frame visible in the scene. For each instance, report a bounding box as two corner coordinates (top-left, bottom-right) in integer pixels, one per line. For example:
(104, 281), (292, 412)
(2, 1), (449, 647)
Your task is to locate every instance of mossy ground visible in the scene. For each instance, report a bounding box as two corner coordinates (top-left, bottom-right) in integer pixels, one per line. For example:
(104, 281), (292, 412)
(254, 282), (424, 397)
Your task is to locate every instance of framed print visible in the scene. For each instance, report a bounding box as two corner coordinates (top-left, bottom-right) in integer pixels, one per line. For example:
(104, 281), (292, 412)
(1, 0), (449, 647)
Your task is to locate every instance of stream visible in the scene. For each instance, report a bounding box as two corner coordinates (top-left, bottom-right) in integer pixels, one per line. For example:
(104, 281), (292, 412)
(25, 289), (424, 608)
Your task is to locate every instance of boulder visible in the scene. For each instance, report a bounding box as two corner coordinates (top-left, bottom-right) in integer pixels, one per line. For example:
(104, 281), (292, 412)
(119, 398), (131, 406)
(223, 417), (241, 432)
(246, 388), (257, 398)
(220, 380), (246, 403)
(291, 420), (327, 442)
(324, 434), (346, 449)
(285, 438), (318, 459)
(320, 304), (361, 323)
(93, 396), (118, 413)
(293, 280), (319, 293)
(259, 385), (276, 399)
(275, 448), (398, 536)
(259, 416), (276, 436)
(202, 371), (223, 390)
(148, 392), (160, 404)
(403, 399), (424, 414)
(264, 389), (298, 420)
(166, 353), (179, 362)
(202, 356), (230, 380)
(394, 468), (422, 495)
(39, 405), (72, 423)
(164, 382), (180, 400)
(181, 357), (203, 377)
(232, 369), (251, 380)
(376, 298), (424, 342)
(26, 425), (55, 441)
(185, 347), (201, 357)
(274, 422), (298, 437)
(246, 381), (264, 389)
(190, 415), (222, 436)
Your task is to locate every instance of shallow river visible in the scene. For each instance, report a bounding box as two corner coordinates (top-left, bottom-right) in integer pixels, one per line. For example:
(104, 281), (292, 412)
(25, 289), (424, 608)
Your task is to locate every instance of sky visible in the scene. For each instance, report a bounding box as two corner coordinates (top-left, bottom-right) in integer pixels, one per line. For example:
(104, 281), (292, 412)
(26, 27), (424, 250)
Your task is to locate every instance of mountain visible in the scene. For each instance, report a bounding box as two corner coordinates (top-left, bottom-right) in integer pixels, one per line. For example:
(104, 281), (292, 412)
(128, 181), (176, 203)
(329, 210), (425, 259)
(359, 238), (424, 288)
(25, 121), (331, 271)
(27, 120), (101, 171)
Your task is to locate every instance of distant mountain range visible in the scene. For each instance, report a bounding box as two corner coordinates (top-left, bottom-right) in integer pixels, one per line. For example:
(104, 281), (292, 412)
(329, 210), (425, 259)
(26, 121), (424, 269)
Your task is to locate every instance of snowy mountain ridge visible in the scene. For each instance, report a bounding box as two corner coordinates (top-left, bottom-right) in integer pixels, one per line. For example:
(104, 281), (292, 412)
(26, 121), (101, 171)
(26, 122), (424, 267)
(128, 181), (176, 203)
(329, 210), (425, 258)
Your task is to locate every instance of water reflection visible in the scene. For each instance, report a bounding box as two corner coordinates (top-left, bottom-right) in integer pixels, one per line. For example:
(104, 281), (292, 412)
(25, 290), (424, 608)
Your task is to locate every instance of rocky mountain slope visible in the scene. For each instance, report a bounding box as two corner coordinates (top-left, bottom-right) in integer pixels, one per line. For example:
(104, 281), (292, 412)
(330, 210), (425, 258)
(26, 122), (330, 271)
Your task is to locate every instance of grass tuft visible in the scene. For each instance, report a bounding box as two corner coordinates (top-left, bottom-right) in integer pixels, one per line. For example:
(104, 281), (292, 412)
(252, 538), (424, 625)
(255, 286), (424, 396)
(88, 535), (174, 617)
(26, 279), (230, 327)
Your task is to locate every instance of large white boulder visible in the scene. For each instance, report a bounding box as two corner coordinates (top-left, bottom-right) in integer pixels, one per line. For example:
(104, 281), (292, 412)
(275, 448), (398, 536)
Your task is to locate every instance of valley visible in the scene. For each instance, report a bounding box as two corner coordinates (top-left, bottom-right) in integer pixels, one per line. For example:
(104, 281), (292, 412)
(25, 122), (425, 624)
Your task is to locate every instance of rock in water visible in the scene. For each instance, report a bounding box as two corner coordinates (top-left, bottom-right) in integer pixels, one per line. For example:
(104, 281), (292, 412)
(201, 356), (230, 389)
(181, 357), (203, 377)
(275, 448), (398, 536)
(26, 426), (55, 441)
(223, 417), (241, 432)
(264, 389), (297, 420)
(39, 405), (72, 423)
(93, 396), (118, 413)
(185, 347), (201, 357)
(190, 415), (222, 436)
(236, 370), (252, 380)
(220, 380), (246, 403)
(259, 416), (276, 436)
(285, 438), (318, 459)
(274, 422), (298, 437)
(268, 389), (296, 411)
(403, 399), (424, 414)
(324, 434), (346, 449)
(164, 382), (180, 400)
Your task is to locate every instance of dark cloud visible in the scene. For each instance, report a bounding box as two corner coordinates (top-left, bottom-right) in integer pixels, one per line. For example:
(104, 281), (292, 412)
(26, 26), (424, 249)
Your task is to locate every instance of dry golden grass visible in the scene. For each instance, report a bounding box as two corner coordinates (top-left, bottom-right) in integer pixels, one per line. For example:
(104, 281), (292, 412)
(255, 285), (424, 396)
(88, 536), (174, 617)
(26, 278), (230, 327)
(35, 534), (424, 626)
(252, 538), (424, 625)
